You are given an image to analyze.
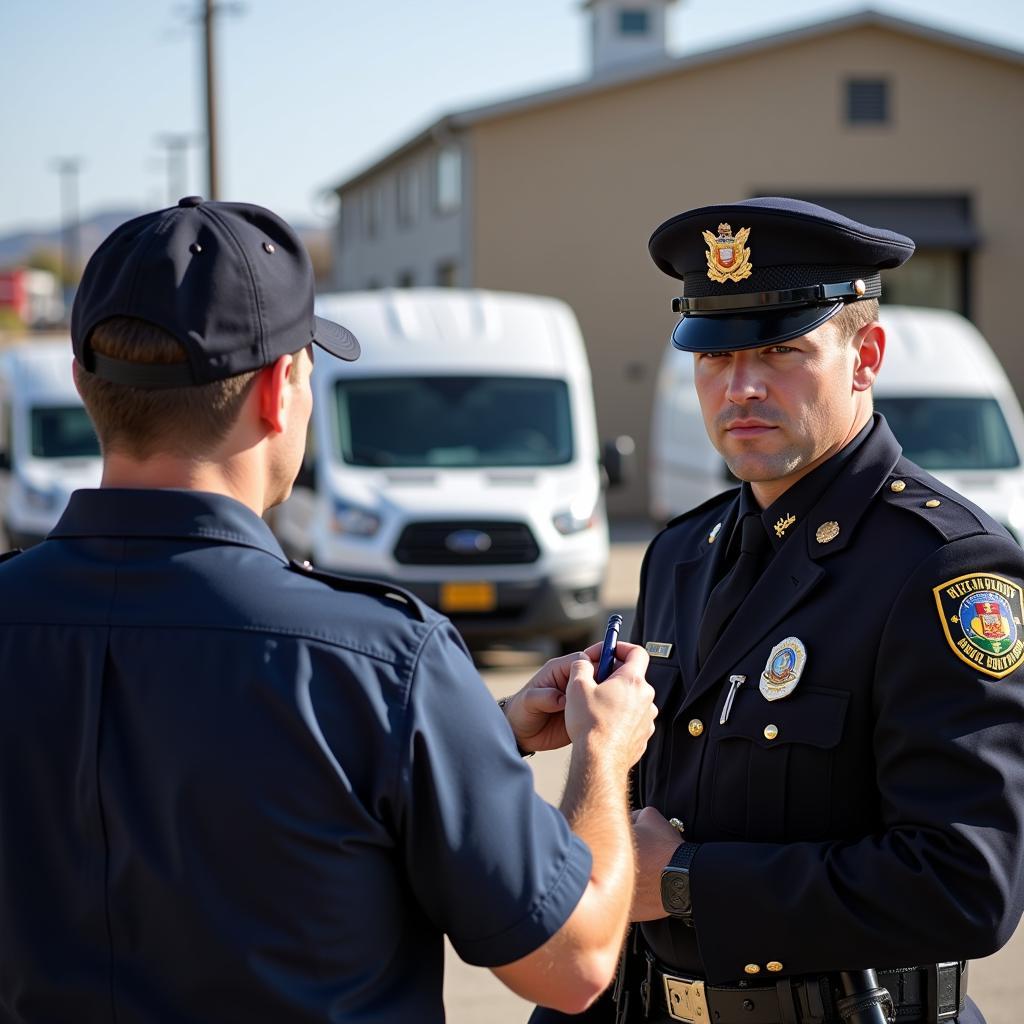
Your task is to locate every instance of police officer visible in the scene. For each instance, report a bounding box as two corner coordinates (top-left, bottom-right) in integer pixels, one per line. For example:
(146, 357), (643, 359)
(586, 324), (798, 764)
(0, 198), (658, 1023)
(619, 197), (1024, 1024)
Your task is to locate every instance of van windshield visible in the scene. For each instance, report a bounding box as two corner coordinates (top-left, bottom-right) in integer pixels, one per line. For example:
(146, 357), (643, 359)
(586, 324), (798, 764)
(334, 376), (574, 467)
(875, 396), (1020, 470)
(30, 406), (100, 459)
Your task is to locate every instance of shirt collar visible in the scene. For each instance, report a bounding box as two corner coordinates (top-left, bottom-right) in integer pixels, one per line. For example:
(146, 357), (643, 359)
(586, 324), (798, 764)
(50, 488), (288, 562)
(729, 417), (875, 554)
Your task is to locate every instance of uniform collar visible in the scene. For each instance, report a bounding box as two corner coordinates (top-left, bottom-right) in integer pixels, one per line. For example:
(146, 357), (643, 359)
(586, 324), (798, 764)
(50, 488), (288, 562)
(725, 417), (875, 555)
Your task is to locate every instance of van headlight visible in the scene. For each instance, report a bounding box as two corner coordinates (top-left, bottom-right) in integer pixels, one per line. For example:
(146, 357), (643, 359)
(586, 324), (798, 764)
(331, 498), (381, 537)
(553, 497), (598, 535)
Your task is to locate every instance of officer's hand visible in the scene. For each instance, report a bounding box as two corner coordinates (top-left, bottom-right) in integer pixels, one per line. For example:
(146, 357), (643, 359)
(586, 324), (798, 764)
(563, 643), (656, 770)
(630, 806), (683, 922)
(501, 643), (604, 753)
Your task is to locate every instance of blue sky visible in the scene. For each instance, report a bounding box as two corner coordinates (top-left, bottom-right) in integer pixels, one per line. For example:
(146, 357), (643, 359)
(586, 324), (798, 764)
(1, 0), (1020, 236)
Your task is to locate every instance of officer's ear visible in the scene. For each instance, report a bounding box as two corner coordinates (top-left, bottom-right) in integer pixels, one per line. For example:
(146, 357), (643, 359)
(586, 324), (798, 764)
(851, 323), (885, 393)
(256, 354), (296, 435)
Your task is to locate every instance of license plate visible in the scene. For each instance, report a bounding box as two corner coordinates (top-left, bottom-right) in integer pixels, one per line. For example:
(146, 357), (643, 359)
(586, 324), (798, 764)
(439, 581), (497, 612)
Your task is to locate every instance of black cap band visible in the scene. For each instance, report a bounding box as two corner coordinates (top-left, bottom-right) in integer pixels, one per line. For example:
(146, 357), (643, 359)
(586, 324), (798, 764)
(90, 352), (197, 389)
(672, 275), (880, 315)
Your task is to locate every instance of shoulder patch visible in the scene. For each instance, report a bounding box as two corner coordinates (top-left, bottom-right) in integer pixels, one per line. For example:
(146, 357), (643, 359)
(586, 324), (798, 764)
(287, 560), (427, 622)
(0, 549), (23, 565)
(933, 572), (1024, 679)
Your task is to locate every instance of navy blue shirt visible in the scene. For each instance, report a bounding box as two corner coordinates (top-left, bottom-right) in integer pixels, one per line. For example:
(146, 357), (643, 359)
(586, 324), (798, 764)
(0, 489), (591, 1023)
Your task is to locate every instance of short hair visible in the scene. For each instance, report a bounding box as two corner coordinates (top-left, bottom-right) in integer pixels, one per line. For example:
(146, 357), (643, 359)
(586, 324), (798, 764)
(74, 317), (260, 460)
(830, 298), (880, 342)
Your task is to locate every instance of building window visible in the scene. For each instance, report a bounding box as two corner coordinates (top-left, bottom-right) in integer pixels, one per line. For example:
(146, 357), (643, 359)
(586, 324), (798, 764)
(619, 9), (650, 35)
(846, 79), (889, 124)
(882, 249), (967, 315)
(366, 279), (381, 291)
(436, 261), (458, 288)
(435, 146), (462, 214)
(396, 270), (415, 289)
(397, 166), (419, 227)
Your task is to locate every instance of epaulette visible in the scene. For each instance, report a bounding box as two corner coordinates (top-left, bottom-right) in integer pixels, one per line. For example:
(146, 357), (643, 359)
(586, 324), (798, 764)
(0, 549), (23, 565)
(663, 486), (739, 531)
(881, 468), (991, 544)
(287, 559), (428, 621)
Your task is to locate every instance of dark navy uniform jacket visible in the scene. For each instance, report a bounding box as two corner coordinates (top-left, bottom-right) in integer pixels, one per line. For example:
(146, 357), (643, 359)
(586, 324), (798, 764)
(632, 416), (1024, 1021)
(0, 489), (591, 1024)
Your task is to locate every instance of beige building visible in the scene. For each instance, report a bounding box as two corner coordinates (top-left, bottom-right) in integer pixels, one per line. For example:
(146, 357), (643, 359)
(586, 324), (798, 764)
(332, 4), (1024, 518)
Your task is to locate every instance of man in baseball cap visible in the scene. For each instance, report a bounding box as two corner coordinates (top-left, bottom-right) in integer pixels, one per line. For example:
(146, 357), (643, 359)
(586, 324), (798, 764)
(0, 198), (660, 1023)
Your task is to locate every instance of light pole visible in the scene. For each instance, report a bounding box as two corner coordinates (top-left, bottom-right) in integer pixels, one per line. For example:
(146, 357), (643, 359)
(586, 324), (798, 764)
(156, 133), (196, 204)
(51, 157), (83, 288)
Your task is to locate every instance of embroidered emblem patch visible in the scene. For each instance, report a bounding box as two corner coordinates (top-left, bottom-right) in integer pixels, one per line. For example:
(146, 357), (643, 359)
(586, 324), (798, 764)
(702, 223), (753, 283)
(760, 637), (806, 701)
(934, 572), (1024, 679)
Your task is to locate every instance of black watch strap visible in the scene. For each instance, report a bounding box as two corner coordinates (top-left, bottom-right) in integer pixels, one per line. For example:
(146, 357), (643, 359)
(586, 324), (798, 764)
(661, 841), (699, 922)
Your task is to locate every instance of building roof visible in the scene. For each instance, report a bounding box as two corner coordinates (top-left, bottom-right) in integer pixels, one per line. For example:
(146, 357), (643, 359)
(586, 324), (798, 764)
(332, 7), (1024, 195)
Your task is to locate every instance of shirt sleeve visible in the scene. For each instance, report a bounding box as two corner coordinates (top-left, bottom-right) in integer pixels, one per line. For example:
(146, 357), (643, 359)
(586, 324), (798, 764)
(396, 620), (593, 967)
(689, 534), (1024, 982)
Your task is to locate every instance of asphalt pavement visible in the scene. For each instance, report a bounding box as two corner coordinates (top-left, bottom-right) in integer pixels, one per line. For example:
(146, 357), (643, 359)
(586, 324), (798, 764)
(442, 524), (1024, 1024)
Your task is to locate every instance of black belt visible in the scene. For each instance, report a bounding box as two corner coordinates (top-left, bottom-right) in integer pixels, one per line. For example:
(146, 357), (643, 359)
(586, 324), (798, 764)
(636, 955), (967, 1024)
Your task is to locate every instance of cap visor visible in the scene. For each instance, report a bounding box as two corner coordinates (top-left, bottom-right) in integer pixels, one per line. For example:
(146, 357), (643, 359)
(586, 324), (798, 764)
(313, 315), (360, 362)
(672, 303), (842, 352)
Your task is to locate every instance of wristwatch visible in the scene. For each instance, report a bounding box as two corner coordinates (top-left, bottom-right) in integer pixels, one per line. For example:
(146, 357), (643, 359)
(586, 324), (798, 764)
(661, 841), (699, 924)
(497, 695), (535, 758)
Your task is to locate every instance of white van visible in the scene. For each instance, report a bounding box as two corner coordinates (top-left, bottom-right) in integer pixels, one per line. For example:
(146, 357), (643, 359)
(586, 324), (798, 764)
(0, 338), (102, 549)
(271, 289), (620, 651)
(649, 306), (1024, 540)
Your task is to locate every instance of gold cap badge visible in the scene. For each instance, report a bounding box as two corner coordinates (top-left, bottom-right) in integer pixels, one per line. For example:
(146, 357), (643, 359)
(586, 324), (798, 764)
(702, 223), (753, 283)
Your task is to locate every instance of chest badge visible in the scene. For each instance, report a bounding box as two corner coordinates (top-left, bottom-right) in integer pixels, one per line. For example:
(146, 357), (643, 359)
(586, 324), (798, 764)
(933, 572), (1024, 679)
(646, 641), (674, 658)
(760, 637), (807, 701)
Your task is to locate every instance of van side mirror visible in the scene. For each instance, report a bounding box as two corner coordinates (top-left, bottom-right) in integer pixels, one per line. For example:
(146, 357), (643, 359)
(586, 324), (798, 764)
(0, 450), (9, 472)
(293, 460), (316, 491)
(601, 435), (634, 490)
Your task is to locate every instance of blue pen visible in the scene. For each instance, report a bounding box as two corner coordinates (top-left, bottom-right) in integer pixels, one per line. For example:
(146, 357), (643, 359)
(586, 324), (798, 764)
(595, 613), (623, 682)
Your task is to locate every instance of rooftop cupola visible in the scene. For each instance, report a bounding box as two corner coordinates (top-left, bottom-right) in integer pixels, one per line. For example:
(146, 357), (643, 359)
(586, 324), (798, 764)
(584, 0), (678, 76)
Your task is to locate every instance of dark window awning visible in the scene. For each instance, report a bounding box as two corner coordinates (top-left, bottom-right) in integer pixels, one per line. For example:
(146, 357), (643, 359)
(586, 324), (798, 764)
(755, 194), (978, 248)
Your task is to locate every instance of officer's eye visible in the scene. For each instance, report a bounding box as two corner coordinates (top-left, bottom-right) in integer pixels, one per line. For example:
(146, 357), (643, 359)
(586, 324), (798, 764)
(765, 345), (796, 355)
(699, 351), (731, 360)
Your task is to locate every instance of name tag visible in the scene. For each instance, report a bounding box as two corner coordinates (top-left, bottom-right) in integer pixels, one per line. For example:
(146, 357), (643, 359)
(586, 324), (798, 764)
(646, 642), (674, 658)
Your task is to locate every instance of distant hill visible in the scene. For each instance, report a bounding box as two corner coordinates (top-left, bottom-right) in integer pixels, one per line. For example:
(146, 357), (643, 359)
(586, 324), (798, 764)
(0, 209), (332, 278)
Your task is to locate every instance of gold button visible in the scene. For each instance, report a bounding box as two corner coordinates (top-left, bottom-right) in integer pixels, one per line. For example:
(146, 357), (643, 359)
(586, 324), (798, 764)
(767, 961), (784, 973)
(890, 480), (906, 493)
(744, 964), (761, 975)
(688, 719), (704, 737)
(763, 724), (778, 741)
(925, 499), (941, 508)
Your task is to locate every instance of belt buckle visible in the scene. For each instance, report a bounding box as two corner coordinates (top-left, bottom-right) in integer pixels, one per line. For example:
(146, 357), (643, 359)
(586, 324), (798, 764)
(662, 972), (710, 1023)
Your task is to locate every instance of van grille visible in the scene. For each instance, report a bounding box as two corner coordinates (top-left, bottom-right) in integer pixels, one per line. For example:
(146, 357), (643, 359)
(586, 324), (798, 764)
(394, 521), (540, 565)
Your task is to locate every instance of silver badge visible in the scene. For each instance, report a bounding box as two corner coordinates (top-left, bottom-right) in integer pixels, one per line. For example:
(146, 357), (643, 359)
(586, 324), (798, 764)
(760, 637), (806, 701)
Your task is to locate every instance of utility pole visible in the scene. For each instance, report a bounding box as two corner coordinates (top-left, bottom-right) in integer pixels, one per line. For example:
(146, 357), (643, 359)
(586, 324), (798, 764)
(52, 157), (83, 287)
(200, 0), (243, 200)
(156, 133), (195, 204)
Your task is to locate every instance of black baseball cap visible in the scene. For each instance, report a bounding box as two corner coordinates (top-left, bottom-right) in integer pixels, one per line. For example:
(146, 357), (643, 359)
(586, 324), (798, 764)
(648, 196), (915, 352)
(72, 196), (360, 388)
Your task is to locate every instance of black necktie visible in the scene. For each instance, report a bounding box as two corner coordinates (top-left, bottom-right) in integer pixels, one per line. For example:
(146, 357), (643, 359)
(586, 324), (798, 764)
(697, 514), (771, 666)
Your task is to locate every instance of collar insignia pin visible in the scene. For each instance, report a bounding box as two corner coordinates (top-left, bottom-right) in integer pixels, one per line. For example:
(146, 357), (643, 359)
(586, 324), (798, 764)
(774, 513), (796, 539)
(702, 223), (753, 283)
(708, 522), (722, 544)
(816, 521), (840, 544)
(760, 637), (806, 701)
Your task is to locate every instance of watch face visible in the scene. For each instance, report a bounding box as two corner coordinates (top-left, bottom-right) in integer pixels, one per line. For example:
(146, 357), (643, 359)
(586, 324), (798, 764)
(662, 871), (692, 917)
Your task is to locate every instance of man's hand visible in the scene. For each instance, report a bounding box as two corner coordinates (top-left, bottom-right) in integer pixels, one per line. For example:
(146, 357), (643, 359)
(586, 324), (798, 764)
(631, 806), (685, 922)
(500, 643), (602, 753)
(563, 643), (656, 770)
